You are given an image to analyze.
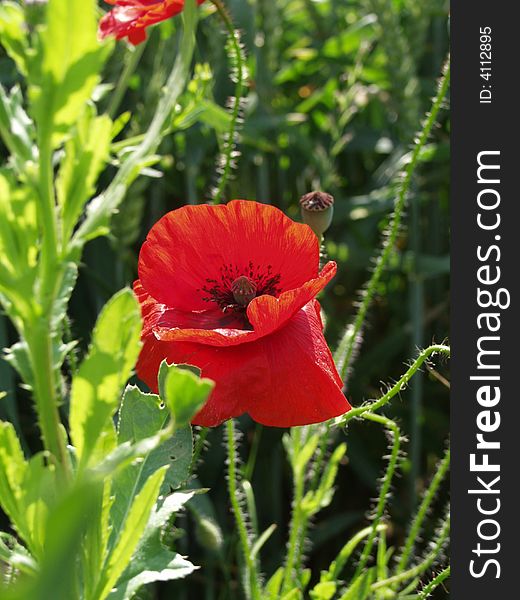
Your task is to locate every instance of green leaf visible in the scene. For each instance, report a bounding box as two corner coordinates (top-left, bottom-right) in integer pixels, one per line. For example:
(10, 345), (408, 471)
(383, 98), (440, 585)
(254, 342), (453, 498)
(94, 467), (168, 600)
(265, 567), (284, 599)
(0, 85), (36, 171)
(187, 478), (223, 553)
(338, 568), (376, 600)
(310, 581), (336, 600)
(0, 420), (29, 543)
(28, 0), (111, 145)
(158, 361), (214, 430)
(0, 429), (55, 561)
(301, 443), (347, 517)
(0, 170), (38, 309)
(0, 532), (38, 577)
(56, 107), (113, 243)
(19, 452), (56, 560)
(109, 491), (197, 600)
(82, 482), (114, 600)
(0, 1), (28, 75)
(36, 480), (101, 600)
(109, 385), (192, 541)
(69, 289), (142, 469)
(3, 341), (34, 390)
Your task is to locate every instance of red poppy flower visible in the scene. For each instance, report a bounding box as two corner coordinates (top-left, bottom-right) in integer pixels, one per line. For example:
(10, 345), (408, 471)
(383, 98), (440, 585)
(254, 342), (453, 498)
(98, 0), (205, 46)
(134, 200), (351, 427)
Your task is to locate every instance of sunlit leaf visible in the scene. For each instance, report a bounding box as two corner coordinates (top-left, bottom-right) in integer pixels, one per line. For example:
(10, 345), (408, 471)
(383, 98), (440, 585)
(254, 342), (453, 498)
(94, 467), (168, 600)
(28, 0), (111, 145)
(69, 289), (142, 468)
(109, 491), (197, 600)
(158, 361), (214, 430)
(109, 385), (192, 541)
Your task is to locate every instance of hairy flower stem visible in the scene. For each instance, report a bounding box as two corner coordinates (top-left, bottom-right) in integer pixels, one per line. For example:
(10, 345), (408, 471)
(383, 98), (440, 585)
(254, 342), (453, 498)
(226, 420), (261, 600)
(189, 426), (209, 475)
(419, 566), (450, 598)
(371, 512), (450, 591)
(282, 466), (305, 593)
(210, 0), (246, 203)
(334, 57), (450, 380)
(336, 344), (450, 427)
(354, 414), (401, 579)
(396, 446), (450, 576)
(31, 134), (71, 481)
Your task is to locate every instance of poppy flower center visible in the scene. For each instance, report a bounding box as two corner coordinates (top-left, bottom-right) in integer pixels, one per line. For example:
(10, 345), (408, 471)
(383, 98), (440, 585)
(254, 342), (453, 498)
(231, 276), (257, 306)
(200, 262), (282, 318)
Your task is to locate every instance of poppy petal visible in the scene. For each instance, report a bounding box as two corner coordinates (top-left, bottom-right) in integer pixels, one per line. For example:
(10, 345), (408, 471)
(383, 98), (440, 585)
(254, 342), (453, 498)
(138, 200), (320, 312)
(247, 261), (337, 338)
(245, 301), (350, 427)
(151, 260), (336, 347)
(136, 338), (262, 426)
(99, 0), (200, 45)
(136, 300), (349, 427)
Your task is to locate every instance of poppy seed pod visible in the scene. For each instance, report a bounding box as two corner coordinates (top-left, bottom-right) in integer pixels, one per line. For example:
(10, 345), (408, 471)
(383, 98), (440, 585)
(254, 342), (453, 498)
(299, 191), (334, 237)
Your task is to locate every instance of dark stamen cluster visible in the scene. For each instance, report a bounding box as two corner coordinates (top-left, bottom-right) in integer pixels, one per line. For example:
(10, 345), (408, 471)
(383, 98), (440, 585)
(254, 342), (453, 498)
(199, 262), (282, 320)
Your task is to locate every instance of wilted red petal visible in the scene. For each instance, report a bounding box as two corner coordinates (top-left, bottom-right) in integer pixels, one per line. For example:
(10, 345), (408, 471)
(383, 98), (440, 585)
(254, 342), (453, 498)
(138, 200), (320, 312)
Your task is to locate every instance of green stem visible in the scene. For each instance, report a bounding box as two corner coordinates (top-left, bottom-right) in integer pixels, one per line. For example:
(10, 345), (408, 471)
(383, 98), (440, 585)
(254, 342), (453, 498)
(334, 57), (450, 379)
(189, 426), (209, 476)
(353, 414), (401, 579)
(396, 446), (450, 576)
(210, 0), (246, 203)
(243, 424), (262, 481)
(226, 420), (261, 600)
(336, 344), (450, 427)
(26, 324), (70, 479)
(107, 42), (147, 119)
(371, 512), (450, 591)
(282, 432), (306, 593)
(37, 135), (61, 313)
(419, 566), (450, 598)
(30, 134), (71, 479)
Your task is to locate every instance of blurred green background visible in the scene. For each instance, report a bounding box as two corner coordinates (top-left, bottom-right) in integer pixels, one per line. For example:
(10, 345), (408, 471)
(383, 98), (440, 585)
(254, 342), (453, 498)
(0, 0), (450, 597)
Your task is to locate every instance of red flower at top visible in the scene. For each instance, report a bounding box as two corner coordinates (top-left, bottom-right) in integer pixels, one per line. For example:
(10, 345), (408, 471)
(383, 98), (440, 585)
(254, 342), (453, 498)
(134, 200), (351, 427)
(99, 0), (205, 46)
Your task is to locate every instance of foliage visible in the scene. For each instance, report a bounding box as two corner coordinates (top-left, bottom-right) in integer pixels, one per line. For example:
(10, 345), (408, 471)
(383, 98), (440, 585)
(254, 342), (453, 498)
(0, 0), (450, 599)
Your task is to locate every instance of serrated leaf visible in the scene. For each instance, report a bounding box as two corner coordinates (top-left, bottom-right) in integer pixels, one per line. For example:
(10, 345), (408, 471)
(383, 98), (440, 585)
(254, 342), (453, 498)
(69, 289), (142, 469)
(3, 340), (33, 390)
(0, 420), (28, 542)
(19, 452), (56, 560)
(109, 491), (197, 600)
(0, 1), (28, 75)
(0, 170), (38, 284)
(56, 107), (112, 243)
(0, 85), (36, 171)
(158, 361), (214, 429)
(28, 0), (111, 145)
(94, 467), (168, 600)
(109, 385), (192, 541)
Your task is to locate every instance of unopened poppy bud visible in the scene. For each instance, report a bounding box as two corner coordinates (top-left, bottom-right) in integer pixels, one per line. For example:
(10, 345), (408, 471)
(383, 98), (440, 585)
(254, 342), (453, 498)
(299, 191), (334, 237)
